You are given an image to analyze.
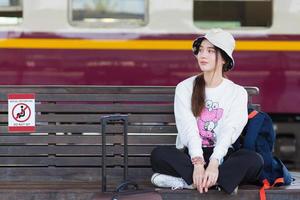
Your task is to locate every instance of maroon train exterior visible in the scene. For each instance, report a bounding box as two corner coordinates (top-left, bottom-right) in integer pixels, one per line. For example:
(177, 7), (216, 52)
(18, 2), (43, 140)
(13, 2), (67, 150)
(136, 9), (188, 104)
(0, 32), (299, 117)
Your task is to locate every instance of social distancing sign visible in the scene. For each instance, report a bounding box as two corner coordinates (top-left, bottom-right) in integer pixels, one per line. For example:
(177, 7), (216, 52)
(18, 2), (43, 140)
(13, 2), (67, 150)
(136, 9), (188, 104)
(8, 94), (35, 132)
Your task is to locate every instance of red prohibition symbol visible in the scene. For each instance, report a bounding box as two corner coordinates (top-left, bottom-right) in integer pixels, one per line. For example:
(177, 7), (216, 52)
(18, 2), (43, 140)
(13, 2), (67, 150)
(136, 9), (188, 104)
(12, 103), (31, 122)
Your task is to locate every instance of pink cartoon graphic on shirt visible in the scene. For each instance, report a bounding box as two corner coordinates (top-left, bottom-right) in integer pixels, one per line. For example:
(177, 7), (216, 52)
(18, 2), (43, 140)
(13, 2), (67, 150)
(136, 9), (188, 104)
(197, 100), (223, 147)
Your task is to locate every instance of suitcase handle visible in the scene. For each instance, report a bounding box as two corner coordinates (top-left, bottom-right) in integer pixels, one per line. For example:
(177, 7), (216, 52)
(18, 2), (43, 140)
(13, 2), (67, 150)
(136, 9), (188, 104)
(115, 180), (138, 192)
(101, 114), (129, 192)
(101, 115), (128, 122)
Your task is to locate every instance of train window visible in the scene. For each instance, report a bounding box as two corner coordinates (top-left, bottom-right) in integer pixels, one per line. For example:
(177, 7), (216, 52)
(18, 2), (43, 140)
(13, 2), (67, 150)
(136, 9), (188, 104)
(0, 0), (22, 25)
(193, 0), (272, 29)
(69, 0), (148, 28)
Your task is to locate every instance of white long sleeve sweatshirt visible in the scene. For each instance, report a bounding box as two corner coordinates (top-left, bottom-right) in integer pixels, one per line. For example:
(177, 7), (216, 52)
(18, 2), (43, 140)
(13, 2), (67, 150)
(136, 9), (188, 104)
(174, 75), (248, 163)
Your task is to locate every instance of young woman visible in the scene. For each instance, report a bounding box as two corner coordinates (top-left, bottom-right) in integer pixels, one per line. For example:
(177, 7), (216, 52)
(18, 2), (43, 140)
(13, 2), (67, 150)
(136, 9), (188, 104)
(150, 29), (263, 194)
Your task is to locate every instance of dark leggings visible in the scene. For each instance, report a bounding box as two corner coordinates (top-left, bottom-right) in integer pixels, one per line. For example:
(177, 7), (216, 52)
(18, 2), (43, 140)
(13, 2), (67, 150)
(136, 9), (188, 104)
(151, 146), (264, 194)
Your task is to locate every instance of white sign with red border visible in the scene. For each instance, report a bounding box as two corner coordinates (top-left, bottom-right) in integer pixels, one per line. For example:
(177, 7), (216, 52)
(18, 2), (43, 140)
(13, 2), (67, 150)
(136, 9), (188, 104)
(8, 94), (35, 132)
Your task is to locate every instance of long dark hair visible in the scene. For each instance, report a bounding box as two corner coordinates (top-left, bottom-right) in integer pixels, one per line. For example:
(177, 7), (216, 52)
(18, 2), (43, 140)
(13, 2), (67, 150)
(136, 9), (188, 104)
(191, 47), (231, 117)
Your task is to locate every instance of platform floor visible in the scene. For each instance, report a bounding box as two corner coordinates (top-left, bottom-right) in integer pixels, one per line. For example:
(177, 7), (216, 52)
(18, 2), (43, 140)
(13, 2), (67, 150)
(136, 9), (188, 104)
(0, 172), (299, 200)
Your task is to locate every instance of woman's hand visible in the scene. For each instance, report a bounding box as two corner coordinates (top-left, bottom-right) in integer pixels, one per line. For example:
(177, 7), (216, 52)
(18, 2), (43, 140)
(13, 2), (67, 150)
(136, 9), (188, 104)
(202, 158), (219, 192)
(193, 164), (205, 193)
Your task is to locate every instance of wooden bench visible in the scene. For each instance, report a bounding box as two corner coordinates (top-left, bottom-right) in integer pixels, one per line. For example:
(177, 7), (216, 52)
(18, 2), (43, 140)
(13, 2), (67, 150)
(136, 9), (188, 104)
(3, 85), (296, 200)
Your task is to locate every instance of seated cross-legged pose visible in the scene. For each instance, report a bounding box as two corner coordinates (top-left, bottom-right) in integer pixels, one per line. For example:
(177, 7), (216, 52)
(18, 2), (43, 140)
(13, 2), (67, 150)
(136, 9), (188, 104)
(150, 28), (264, 194)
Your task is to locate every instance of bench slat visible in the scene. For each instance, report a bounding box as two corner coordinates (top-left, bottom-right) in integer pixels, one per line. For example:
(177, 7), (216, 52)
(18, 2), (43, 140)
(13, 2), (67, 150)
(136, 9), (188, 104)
(0, 125), (178, 134)
(0, 104), (173, 113)
(0, 85), (257, 94)
(0, 114), (175, 123)
(0, 135), (176, 145)
(0, 156), (150, 167)
(39, 94), (174, 102)
(0, 145), (173, 156)
(0, 167), (153, 183)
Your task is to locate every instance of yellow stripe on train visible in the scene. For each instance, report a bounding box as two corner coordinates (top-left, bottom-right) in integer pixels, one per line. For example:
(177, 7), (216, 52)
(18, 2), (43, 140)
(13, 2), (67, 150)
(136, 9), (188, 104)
(0, 39), (300, 51)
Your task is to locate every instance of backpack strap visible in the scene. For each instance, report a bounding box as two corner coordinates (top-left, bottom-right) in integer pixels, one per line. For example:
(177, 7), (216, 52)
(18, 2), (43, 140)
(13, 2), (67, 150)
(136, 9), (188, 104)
(273, 178), (285, 186)
(259, 178), (284, 200)
(243, 110), (264, 150)
(248, 110), (259, 119)
(260, 179), (271, 200)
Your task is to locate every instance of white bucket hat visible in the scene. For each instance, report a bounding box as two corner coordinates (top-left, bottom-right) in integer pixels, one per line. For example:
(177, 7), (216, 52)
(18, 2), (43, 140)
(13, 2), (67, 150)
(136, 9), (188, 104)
(192, 28), (235, 71)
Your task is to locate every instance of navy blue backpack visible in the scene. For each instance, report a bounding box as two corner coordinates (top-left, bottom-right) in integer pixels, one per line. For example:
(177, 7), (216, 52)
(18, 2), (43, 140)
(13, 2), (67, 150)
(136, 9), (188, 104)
(234, 108), (293, 199)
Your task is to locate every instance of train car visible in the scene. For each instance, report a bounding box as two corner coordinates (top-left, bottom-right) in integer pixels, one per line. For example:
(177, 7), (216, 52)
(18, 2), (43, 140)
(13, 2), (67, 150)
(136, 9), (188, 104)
(0, 0), (299, 120)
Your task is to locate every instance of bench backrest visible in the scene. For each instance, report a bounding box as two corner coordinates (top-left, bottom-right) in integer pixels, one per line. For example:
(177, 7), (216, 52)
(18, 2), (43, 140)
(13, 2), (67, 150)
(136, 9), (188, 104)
(0, 86), (259, 188)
